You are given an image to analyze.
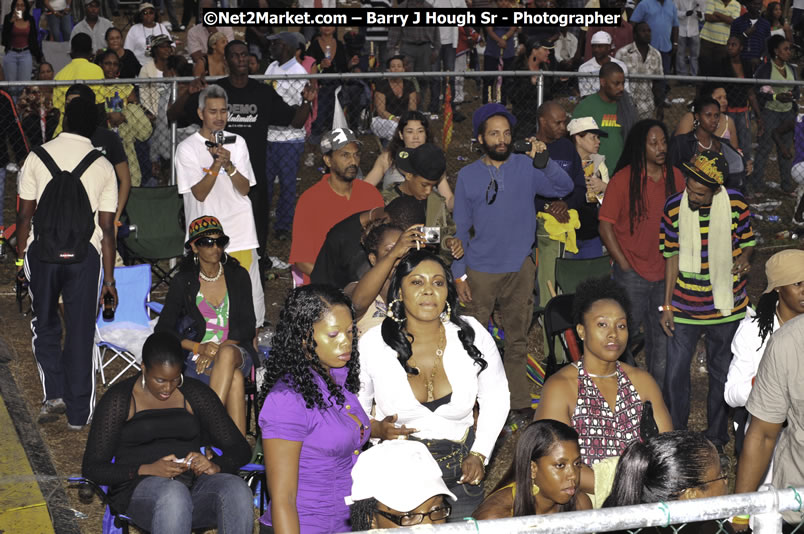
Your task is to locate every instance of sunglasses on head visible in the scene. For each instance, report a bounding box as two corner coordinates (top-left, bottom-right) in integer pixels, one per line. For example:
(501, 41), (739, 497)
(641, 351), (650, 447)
(195, 236), (229, 248)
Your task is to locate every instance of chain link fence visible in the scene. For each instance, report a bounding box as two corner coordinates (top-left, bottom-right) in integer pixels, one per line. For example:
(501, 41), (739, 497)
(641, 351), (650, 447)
(2, 70), (803, 264)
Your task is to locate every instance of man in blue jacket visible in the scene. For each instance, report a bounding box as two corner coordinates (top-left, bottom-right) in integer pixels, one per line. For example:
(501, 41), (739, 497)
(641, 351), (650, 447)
(453, 103), (573, 426)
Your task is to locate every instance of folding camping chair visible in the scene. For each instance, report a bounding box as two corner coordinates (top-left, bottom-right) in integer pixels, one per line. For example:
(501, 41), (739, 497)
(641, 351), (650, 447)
(120, 186), (186, 291)
(554, 256), (612, 295)
(542, 293), (582, 378)
(95, 264), (162, 387)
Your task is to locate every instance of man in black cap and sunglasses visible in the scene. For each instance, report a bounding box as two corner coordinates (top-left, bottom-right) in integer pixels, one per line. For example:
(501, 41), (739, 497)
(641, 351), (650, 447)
(452, 103), (573, 426)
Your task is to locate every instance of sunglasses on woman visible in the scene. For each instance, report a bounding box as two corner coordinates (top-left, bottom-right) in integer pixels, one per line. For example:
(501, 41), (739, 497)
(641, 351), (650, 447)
(374, 503), (451, 526)
(195, 236), (230, 248)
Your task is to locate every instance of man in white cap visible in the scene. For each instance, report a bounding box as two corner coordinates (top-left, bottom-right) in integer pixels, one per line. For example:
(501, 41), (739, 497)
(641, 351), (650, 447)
(289, 128), (384, 285)
(347, 440), (457, 528)
(577, 31), (629, 97)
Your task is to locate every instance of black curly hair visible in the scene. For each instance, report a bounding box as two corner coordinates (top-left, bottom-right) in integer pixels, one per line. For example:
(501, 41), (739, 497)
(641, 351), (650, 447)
(361, 221), (404, 257)
(572, 277), (632, 329)
(260, 285), (361, 410)
(381, 250), (488, 375)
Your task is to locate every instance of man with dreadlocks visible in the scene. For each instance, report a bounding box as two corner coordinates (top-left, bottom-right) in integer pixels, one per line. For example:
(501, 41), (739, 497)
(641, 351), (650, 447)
(598, 119), (684, 386)
(724, 249), (804, 460)
(660, 150), (755, 464)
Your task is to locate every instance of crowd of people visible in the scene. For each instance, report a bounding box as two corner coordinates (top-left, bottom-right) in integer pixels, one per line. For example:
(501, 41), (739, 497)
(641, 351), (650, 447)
(2, 0), (804, 533)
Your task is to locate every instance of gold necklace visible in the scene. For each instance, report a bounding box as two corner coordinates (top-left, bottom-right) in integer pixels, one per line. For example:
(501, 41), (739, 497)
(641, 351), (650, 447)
(408, 325), (447, 402)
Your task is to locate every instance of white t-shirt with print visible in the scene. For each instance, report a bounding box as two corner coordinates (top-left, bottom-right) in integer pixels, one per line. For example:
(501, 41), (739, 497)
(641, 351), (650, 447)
(175, 131), (258, 253)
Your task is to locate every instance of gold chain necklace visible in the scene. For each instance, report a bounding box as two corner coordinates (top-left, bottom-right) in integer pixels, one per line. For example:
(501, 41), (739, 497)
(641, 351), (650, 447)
(408, 325), (447, 402)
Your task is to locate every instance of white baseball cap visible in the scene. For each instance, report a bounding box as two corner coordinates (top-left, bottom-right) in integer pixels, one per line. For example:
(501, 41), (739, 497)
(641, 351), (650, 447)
(345, 440), (457, 512)
(567, 116), (609, 137)
(591, 31), (613, 45)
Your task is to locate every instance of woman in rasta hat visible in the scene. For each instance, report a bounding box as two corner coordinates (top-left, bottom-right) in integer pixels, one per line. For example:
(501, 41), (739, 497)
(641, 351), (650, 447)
(155, 215), (258, 435)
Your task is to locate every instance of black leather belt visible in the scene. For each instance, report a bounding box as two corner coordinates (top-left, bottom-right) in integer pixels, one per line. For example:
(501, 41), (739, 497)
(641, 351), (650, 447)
(10, 47), (29, 52)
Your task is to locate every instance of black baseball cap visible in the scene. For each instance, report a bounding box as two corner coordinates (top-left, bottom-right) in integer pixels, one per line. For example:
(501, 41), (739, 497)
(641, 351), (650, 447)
(394, 144), (446, 182)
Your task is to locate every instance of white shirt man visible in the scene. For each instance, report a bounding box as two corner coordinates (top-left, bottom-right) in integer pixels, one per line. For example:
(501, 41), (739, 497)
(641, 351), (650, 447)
(175, 85), (265, 326)
(578, 31), (630, 97)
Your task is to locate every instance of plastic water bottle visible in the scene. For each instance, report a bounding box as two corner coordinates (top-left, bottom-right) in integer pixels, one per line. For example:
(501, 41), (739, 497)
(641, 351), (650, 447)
(697, 349), (707, 373)
(325, 45), (332, 60)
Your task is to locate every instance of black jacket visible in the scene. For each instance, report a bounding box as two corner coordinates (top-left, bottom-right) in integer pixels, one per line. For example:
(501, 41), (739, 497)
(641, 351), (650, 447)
(155, 258), (257, 363)
(2, 13), (43, 62)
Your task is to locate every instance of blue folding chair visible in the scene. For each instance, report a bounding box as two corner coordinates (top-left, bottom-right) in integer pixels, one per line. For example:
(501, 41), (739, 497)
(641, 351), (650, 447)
(69, 458), (133, 534)
(94, 264), (163, 386)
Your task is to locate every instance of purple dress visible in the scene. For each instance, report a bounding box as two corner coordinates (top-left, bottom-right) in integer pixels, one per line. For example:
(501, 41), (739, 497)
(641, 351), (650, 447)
(259, 367), (370, 533)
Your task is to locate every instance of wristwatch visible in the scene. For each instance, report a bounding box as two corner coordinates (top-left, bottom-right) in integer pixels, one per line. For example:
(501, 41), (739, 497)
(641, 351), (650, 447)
(103, 280), (116, 288)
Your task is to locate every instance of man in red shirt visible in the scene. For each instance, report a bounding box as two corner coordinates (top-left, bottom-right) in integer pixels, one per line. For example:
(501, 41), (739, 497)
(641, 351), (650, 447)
(289, 128), (384, 285)
(598, 119), (684, 391)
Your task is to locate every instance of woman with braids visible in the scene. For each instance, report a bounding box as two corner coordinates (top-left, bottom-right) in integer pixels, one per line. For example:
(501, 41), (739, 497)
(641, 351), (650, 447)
(259, 285), (369, 534)
(357, 249), (510, 520)
(536, 277), (672, 468)
(598, 120), (684, 383)
(668, 95), (747, 190)
(363, 110), (455, 209)
(724, 249), (804, 468)
(155, 216), (257, 437)
(473, 419), (591, 520)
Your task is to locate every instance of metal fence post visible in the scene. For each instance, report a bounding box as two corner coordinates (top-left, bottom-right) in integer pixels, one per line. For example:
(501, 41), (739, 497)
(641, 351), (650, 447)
(170, 80), (178, 187)
(537, 73), (544, 107)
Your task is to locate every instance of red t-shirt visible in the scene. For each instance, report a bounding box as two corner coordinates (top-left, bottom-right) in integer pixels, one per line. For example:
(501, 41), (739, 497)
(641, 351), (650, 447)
(598, 166), (685, 282)
(289, 175), (384, 285)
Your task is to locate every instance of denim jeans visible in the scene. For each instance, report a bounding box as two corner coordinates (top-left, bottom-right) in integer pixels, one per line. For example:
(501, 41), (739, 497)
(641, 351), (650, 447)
(612, 263), (668, 388)
(126, 473), (254, 534)
(728, 110), (753, 164)
(46, 13), (73, 42)
(265, 140), (305, 233)
(664, 320), (740, 447)
(430, 45), (456, 114)
(2, 50), (33, 83)
(752, 107), (795, 194)
(676, 35), (699, 76)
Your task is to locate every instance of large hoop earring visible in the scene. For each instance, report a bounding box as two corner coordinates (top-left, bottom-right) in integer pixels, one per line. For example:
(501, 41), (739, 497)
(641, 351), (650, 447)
(440, 301), (452, 323)
(386, 298), (406, 324)
(221, 253), (228, 265)
(179, 374), (184, 387)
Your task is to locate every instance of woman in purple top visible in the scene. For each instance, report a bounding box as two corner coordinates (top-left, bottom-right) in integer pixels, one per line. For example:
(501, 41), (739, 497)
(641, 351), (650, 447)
(259, 285), (369, 534)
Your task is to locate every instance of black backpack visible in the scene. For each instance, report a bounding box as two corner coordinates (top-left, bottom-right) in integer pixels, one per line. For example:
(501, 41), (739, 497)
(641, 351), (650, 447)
(31, 146), (103, 264)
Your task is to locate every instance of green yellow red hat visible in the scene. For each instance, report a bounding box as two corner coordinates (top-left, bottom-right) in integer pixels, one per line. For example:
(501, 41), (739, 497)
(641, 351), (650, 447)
(185, 215), (226, 249)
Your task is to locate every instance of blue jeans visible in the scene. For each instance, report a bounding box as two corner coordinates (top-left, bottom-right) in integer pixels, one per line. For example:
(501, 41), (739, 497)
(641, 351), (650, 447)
(46, 13), (73, 42)
(676, 35), (699, 76)
(728, 110), (753, 163)
(612, 263), (667, 388)
(664, 320), (740, 447)
(2, 50), (33, 83)
(265, 140), (304, 233)
(430, 45), (456, 114)
(126, 473), (253, 534)
(752, 107), (795, 193)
